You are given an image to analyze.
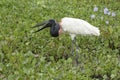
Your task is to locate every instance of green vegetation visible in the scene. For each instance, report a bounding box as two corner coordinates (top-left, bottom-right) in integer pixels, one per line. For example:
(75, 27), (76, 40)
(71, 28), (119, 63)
(0, 0), (120, 80)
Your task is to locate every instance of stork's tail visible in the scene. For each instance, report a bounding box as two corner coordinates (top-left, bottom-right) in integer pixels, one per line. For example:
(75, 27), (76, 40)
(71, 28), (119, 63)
(86, 22), (100, 36)
(93, 27), (100, 36)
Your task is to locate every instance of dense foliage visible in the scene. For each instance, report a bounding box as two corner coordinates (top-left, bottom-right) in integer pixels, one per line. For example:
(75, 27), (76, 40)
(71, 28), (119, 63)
(0, 0), (120, 80)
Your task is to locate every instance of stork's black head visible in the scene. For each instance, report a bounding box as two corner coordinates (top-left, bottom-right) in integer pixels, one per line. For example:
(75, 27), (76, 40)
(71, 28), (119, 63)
(50, 23), (60, 37)
(32, 19), (60, 37)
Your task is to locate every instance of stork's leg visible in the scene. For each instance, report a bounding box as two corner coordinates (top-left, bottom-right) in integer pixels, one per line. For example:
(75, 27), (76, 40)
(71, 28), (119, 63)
(71, 37), (78, 54)
(70, 34), (76, 55)
(71, 37), (79, 64)
(74, 37), (79, 53)
(74, 37), (79, 64)
(70, 34), (79, 65)
(71, 39), (75, 55)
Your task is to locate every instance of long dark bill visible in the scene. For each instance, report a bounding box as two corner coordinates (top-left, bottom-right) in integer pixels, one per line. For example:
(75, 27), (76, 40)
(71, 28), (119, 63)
(32, 21), (49, 33)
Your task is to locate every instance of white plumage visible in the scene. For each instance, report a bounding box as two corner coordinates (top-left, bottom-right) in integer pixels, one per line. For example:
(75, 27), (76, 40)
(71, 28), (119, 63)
(60, 17), (100, 40)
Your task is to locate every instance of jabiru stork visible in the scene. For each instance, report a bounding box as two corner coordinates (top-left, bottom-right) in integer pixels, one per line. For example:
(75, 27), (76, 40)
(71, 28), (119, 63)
(32, 17), (100, 63)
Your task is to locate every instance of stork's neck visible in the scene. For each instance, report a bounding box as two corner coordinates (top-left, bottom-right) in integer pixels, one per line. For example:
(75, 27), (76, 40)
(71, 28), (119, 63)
(50, 23), (60, 37)
(58, 22), (63, 35)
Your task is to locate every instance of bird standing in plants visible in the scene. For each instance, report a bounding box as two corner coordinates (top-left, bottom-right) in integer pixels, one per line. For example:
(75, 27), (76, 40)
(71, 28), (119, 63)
(32, 17), (100, 64)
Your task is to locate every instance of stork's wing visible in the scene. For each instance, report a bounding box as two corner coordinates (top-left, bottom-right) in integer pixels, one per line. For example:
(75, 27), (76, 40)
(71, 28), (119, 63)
(61, 17), (100, 36)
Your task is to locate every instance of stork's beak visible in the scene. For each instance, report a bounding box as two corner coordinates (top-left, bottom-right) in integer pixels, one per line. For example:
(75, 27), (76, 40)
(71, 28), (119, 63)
(32, 20), (50, 33)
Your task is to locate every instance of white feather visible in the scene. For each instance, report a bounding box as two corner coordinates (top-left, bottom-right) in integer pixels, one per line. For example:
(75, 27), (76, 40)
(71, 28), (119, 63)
(60, 17), (100, 37)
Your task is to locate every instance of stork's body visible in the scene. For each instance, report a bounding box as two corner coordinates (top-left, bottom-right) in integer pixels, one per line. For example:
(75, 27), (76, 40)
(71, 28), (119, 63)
(32, 17), (100, 64)
(60, 17), (100, 40)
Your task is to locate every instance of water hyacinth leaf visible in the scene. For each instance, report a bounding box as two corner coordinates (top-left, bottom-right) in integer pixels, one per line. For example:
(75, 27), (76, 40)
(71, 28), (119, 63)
(0, 63), (4, 72)
(111, 74), (115, 79)
(67, 58), (72, 63)
(108, 27), (113, 34)
(100, 16), (103, 20)
(0, 0), (120, 80)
